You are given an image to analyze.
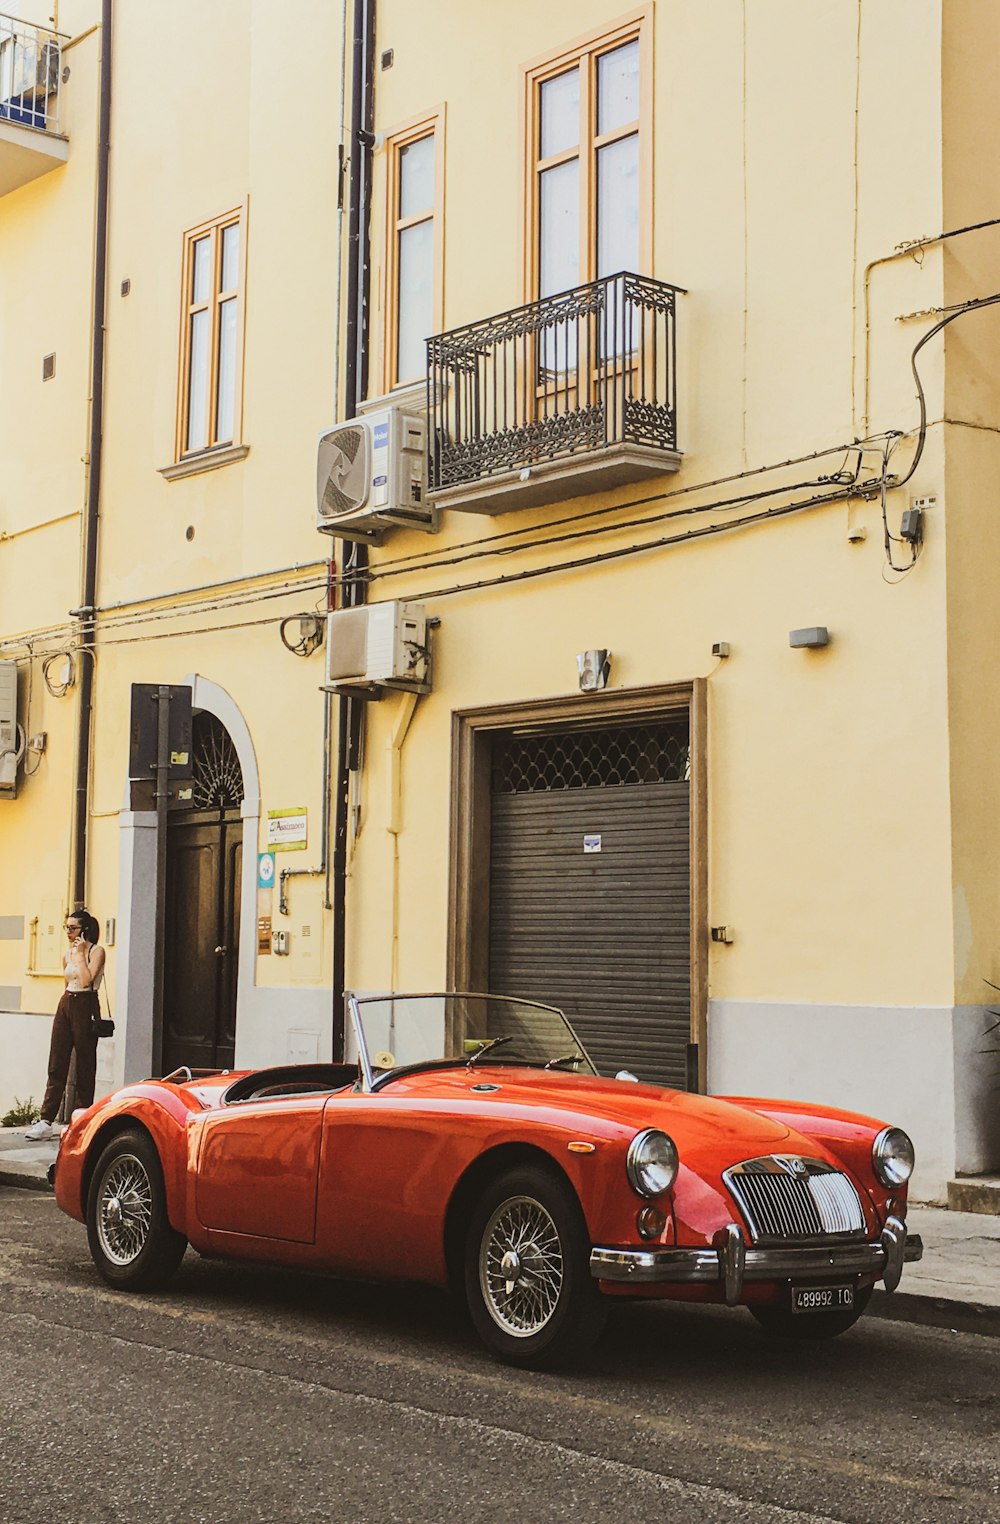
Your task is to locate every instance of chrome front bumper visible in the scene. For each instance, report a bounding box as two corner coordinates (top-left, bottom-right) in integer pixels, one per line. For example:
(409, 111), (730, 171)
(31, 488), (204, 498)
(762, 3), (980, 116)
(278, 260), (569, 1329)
(590, 1217), (924, 1305)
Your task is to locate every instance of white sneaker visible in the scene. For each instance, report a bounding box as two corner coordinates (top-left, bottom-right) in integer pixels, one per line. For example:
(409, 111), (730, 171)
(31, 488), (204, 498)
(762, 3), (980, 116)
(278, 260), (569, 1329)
(24, 1119), (56, 1141)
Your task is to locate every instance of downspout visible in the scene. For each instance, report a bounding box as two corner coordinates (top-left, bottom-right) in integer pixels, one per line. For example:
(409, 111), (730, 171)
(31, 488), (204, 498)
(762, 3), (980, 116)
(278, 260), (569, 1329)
(387, 692), (418, 991)
(71, 0), (112, 906)
(332, 0), (375, 1058)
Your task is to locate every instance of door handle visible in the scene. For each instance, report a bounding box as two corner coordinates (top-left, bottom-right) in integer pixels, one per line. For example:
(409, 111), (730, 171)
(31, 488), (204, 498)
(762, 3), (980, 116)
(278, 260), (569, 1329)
(214, 946), (227, 956)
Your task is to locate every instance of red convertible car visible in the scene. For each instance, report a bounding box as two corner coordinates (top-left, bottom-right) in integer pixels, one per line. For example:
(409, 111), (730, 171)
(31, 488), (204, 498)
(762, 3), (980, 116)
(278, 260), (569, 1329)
(51, 992), (923, 1368)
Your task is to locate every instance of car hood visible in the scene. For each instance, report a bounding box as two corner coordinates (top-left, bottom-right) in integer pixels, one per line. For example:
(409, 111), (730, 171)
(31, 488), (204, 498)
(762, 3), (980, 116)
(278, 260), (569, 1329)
(381, 1066), (794, 1156)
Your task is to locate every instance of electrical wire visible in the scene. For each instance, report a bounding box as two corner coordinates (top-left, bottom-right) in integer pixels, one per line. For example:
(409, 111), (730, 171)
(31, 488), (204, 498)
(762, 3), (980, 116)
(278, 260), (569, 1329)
(392, 481), (862, 606)
(877, 289), (1000, 576)
(362, 434), (895, 579)
(893, 290), (1000, 492)
(42, 650), (76, 697)
(363, 472), (858, 588)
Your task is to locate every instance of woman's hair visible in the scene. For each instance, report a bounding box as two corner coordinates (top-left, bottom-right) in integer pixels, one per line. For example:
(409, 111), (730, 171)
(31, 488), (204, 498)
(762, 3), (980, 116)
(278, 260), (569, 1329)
(73, 908), (101, 944)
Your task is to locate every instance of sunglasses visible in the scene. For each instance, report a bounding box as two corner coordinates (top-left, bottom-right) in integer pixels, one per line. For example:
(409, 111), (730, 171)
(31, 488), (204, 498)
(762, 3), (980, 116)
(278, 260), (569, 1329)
(64, 923), (82, 931)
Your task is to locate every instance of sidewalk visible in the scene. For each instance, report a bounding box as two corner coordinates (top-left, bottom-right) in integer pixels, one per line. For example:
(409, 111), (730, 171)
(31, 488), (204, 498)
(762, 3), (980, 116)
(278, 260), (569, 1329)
(2, 1126), (999, 1336)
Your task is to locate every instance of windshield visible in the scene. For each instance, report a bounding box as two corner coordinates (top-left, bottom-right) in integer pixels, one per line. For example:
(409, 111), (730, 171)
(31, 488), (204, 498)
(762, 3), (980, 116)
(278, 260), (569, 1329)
(348, 992), (597, 1089)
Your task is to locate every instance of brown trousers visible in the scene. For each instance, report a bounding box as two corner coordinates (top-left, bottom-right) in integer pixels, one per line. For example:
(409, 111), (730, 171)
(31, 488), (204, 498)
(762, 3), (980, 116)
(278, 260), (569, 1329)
(41, 991), (99, 1123)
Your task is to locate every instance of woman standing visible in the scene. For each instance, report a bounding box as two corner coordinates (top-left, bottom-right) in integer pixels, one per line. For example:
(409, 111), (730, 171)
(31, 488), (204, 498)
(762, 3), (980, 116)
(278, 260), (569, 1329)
(25, 909), (106, 1141)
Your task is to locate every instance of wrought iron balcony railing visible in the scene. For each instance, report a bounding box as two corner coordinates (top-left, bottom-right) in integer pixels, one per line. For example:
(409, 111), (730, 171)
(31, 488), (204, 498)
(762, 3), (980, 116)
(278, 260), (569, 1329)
(0, 13), (62, 134)
(426, 272), (682, 512)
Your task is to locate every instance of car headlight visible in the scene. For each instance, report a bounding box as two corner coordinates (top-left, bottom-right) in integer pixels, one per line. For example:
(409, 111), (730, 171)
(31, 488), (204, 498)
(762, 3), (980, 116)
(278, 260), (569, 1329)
(626, 1128), (678, 1197)
(872, 1126), (915, 1187)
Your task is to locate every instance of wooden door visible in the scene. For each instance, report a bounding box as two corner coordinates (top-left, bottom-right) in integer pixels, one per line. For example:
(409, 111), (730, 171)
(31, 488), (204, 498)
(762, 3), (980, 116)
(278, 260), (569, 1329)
(162, 811), (242, 1073)
(162, 710), (244, 1075)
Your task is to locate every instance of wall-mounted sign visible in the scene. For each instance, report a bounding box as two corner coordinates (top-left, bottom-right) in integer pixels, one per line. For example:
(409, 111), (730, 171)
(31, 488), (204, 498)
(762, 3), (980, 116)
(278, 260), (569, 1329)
(267, 808), (308, 851)
(258, 851), (276, 889)
(583, 834), (602, 854)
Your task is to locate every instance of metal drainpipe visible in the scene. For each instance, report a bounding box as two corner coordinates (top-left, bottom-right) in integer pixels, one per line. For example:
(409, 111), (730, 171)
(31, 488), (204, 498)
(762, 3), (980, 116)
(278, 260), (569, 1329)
(71, 0), (112, 906)
(332, 0), (375, 1059)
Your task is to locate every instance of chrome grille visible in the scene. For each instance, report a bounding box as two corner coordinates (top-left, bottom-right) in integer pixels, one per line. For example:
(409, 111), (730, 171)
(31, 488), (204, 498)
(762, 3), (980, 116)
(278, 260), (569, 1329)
(724, 1156), (866, 1243)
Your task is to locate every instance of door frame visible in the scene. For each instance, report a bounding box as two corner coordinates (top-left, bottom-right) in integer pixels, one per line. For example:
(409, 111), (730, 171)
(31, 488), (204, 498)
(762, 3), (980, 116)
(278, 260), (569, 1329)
(448, 680), (708, 1089)
(118, 675), (260, 1086)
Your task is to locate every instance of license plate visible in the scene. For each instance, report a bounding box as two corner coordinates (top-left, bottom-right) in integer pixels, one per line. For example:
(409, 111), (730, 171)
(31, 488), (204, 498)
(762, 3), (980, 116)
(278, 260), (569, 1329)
(790, 1284), (855, 1314)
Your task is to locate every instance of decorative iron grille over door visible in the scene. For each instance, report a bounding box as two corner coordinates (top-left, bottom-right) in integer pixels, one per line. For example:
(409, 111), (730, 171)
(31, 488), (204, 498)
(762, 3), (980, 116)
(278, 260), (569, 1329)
(163, 711), (244, 1074)
(190, 711), (244, 809)
(488, 716), (692, 1089)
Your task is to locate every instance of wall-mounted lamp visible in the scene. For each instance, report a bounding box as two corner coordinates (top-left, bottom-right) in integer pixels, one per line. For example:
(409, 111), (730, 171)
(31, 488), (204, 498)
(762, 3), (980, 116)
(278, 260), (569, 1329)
(788, 626), (830, 649)
(577, 649), (611, 692)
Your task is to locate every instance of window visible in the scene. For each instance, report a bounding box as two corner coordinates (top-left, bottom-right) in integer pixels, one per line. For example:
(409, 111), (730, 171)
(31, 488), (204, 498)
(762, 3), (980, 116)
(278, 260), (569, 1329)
(383, 111), (444, 390)
(525, 13), (650, 304)
(176, 204), (247, 460)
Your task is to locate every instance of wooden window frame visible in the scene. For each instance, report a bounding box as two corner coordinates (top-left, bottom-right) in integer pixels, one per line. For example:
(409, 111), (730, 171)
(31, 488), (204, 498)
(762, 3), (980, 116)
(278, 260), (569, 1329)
(175, 200), (249, 463)
(381, 107), (445, 394)
(522, 7), (652, 304)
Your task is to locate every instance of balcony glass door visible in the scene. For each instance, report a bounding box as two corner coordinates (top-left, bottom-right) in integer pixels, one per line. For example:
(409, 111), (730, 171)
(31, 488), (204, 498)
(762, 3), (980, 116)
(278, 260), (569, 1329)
(533, 38), (641, 401)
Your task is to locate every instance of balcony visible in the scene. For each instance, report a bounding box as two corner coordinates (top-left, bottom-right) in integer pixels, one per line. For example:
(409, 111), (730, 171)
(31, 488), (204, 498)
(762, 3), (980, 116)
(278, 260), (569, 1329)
(0, 13), (67, 196)
(426, 272), (682, 514)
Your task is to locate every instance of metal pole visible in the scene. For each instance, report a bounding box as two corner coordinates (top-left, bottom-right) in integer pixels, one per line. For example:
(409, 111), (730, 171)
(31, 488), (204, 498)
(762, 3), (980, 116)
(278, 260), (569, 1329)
(71, 0), (113, 905)
(151, 685), (170, 1074)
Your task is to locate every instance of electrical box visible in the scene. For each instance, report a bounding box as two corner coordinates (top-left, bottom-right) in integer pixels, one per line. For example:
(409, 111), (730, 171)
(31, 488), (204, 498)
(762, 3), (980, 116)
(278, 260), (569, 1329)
(900, 507), (924, 545)
(323, 601), (431, 694)
(0, 660), (22, 798)
(316, 405), (434, 541)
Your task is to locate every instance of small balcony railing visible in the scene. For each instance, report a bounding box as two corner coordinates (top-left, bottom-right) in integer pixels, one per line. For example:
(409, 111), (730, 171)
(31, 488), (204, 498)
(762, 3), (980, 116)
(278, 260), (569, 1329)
(0, 12), (62, 134)
(426, 272), (682, 512)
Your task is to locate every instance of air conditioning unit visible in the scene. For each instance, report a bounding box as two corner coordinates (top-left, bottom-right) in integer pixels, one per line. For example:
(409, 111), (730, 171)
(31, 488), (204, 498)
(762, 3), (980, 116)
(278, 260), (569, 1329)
(323, 602), (431, 694)
(316, 406), (434, 541)
(0, 659), (24, 799)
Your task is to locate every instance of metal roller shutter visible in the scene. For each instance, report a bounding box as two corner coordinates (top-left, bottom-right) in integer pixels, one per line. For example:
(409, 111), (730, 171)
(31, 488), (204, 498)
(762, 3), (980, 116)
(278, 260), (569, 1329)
(488, 720), (691, 1089)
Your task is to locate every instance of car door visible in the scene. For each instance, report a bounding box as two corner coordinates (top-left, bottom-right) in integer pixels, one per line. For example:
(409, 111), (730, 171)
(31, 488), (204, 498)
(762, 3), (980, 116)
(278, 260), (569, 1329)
(195, 1097), (325, 1244)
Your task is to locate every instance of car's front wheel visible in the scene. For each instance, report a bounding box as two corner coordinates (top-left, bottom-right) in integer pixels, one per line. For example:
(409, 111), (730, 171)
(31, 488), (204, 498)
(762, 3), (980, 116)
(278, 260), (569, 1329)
(749, 1284), (873, 1340)
(86, 1128), (187, 1290)
(464, 1165), (607, 1369)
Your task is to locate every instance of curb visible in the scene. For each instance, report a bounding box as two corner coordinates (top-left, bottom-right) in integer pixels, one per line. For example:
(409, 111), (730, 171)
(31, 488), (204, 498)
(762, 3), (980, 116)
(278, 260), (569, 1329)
(0, 1168), (52, 1193)
(870, 1288), (1000, 1340)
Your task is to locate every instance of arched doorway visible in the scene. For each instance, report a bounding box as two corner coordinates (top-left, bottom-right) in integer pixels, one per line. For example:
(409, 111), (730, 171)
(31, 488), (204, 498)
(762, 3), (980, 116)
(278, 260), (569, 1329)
(162, 711), (244, 1073)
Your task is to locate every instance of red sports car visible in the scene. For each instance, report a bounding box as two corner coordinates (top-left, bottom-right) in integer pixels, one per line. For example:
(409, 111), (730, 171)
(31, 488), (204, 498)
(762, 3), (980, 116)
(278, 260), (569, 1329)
(51, 992), (923, 1368)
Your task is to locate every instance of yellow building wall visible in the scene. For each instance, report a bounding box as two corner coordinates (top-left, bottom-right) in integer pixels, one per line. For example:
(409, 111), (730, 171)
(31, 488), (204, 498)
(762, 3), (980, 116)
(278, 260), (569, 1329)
(4, 0), (994, 1189)
(346, 0), (955, 1012)
(941, 1), (1000, 1012)
(0, 18), (100, 1030)
(87, 0), (347, 1017)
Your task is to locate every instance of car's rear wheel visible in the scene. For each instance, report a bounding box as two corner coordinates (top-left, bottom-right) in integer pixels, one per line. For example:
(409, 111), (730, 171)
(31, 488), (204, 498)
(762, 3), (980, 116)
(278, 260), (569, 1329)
(86, 1128), (187, 1290)
(749, 1284), (873, 1340)
(464, 1165), (607, 1369)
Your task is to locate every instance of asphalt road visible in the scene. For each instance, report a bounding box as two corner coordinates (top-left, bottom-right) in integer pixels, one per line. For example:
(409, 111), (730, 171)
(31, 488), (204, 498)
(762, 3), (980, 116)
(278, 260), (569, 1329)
(3, 1187), (998, 1524)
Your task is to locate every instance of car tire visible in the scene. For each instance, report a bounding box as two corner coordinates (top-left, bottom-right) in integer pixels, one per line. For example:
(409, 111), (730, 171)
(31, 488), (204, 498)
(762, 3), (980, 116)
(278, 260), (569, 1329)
(86, 1128), (187, 1291)
(748, 1284), (873, 1340)
(464, 1165), (607, 1369)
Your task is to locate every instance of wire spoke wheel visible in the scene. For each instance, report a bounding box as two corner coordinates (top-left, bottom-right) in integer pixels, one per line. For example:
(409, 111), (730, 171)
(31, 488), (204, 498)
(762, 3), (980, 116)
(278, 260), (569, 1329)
(465, 1165), (608, 1368)
(86, 1128), (187, 1290)
(96, 1153), (154, 1265)
(479, 1194), (564, 1337)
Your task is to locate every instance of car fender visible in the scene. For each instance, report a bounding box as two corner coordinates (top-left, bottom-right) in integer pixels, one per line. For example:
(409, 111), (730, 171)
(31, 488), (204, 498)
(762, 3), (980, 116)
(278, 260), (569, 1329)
(57, 1087), (191, 1234)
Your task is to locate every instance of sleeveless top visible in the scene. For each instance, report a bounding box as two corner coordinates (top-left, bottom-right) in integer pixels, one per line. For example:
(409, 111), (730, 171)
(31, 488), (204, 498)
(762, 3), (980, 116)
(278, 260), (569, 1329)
(64, 946), (104, 994)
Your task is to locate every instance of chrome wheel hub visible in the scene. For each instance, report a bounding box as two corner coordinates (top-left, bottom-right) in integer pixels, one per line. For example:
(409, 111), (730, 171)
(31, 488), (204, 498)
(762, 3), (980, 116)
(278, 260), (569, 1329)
(480, 1195), (564, 1338)
(96, 1154), (153, 1266)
